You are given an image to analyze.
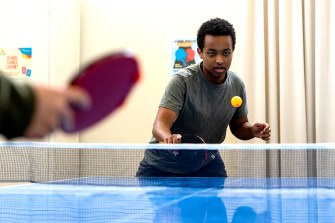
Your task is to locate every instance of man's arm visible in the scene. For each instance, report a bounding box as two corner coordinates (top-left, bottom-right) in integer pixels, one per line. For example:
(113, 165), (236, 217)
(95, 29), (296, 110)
(229, 115), (271, 141)
(152, 107), (182, 143)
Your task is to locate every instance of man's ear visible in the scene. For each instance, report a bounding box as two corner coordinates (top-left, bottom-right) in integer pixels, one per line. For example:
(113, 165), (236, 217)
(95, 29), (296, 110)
(197, 48), (203, 59)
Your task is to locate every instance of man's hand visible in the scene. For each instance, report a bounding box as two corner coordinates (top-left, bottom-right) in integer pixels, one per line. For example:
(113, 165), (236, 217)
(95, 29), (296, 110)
(164, 134), (182, 144)
(252, 123), (271, 141)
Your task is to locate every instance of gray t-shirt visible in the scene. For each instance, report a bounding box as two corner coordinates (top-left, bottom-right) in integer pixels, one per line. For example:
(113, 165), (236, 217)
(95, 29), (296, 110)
(145, 62), (248, 174)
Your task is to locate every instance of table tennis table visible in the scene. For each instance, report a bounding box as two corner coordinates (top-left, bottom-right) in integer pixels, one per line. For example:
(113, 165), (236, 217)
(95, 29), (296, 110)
(1, 177), (335, 222)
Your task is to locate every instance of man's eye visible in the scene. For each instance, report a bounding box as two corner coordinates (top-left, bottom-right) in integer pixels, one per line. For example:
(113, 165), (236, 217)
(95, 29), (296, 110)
(206, 52), (216, 56)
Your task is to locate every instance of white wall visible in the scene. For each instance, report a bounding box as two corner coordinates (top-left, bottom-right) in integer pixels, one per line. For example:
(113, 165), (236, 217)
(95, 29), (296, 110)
(0, 0), (50, 84)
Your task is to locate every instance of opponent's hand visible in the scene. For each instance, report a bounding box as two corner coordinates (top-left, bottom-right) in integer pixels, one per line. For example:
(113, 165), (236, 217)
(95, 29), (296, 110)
(24, 85), (91, 138)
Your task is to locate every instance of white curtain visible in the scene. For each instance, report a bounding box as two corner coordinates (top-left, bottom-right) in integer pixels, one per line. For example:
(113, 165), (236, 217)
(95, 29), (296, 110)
(234, 0), (335, 144)
(226, 0), (335, 178)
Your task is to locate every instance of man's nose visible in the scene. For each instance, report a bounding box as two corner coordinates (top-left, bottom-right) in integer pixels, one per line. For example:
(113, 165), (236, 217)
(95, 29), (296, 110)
(216, 55), (224, 64)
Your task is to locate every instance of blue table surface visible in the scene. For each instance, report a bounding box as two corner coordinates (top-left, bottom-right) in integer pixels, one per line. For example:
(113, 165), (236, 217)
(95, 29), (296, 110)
(1, 177), (335, 223)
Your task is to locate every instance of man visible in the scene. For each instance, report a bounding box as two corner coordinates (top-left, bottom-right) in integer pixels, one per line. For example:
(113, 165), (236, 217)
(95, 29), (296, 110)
(0, 72), (90, 139)
(136, 18), (271, 177)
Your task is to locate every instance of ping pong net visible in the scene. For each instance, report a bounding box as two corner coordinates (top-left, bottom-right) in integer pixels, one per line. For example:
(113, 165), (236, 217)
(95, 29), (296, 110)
(2, 142), (335, 223)
(1, 142), (335, 185)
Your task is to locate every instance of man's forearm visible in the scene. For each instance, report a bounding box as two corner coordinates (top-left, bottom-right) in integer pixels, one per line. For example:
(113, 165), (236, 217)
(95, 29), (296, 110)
(232, 122), (255, 140)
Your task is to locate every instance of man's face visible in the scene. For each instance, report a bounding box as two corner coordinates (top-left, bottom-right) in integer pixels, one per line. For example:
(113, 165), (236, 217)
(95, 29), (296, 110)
(197, 35), (233, 85)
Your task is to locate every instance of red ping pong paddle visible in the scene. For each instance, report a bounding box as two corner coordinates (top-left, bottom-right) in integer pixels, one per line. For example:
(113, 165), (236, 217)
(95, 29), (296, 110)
(66, 51), (140, 133)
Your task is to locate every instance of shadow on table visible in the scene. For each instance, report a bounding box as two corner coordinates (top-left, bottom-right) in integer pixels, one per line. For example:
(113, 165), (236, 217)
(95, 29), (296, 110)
(137, 177), (227, 223)
(231, 206), (271, 223)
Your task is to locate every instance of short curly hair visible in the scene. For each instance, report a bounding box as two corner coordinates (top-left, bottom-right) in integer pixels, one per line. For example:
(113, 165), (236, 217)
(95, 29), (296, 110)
(197, 18), (236, 51)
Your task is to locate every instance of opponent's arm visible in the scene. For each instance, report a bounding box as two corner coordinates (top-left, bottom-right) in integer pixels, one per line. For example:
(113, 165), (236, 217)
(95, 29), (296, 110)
(0, 73), (90, 139)
(0, 74), (35, 138)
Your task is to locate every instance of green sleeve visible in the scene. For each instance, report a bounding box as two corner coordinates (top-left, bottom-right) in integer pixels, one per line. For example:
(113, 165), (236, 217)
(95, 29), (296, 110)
(0, 73), (36, 139)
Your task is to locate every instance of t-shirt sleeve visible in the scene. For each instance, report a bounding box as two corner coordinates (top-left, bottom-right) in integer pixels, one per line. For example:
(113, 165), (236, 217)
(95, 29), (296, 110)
(0, 73), (36, 139)
(159, 74), (186, 114)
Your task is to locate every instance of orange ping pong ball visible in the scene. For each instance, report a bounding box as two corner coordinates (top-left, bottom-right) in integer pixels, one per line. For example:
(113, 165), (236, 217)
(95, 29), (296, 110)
(231, 96), (242, 107)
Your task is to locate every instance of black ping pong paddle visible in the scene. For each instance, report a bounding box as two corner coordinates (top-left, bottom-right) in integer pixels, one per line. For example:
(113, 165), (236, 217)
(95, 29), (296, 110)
(174, 134), (208, 172)
(181, 134), (205, 144)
